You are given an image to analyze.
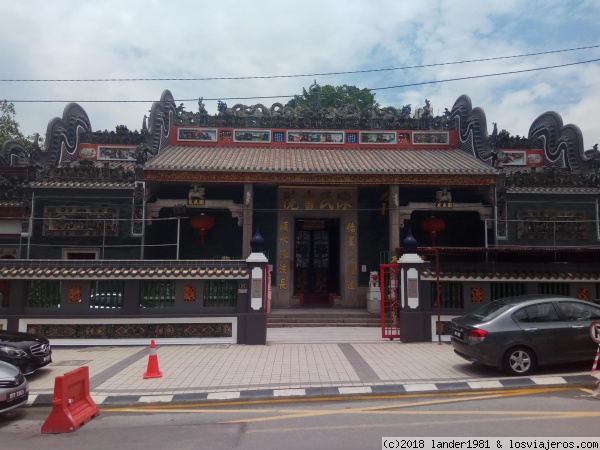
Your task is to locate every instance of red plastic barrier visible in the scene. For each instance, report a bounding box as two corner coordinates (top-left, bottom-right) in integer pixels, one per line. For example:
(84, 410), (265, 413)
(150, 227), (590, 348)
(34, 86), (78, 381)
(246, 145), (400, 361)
(41, 366), (99, 434)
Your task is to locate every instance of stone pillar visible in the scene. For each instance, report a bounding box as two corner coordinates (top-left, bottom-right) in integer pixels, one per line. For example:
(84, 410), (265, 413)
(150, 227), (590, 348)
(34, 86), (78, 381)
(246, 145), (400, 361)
(267, 264), (273, 315)
(7, 280), (26, 331)
(242, 183), (253, 258)
(388, 185), (400, 256)
(241, 228), (268, 345)
(398, 229), (431, 343)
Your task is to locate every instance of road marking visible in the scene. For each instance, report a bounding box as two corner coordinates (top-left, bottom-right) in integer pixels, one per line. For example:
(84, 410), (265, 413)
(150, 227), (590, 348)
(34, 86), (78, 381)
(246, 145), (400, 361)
(92, 395), (108, 404)
(224, 393), (507, 423)
(138, 395), (174, 403)
(245, 412), (600, 434)
(102, 408), (277, 413)
(207, 392), (240, 400)
(531, 376), (567, 385)
(273, 389), (306, 397)
(338, 387), (372, 395)
(222, 387), (583, 424)
(578, 387), (599, 395)
(100, 386), (575, 412)
(404, 383), (437, 392)
(468, 380), (503, 389)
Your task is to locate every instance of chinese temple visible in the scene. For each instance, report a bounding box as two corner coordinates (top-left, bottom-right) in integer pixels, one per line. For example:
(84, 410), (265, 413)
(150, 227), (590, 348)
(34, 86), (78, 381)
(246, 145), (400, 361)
(1, 81), (599, 343)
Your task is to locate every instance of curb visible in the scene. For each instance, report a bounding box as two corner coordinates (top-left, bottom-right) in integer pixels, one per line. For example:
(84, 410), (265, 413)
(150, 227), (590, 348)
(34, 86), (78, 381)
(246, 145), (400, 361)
(27, 375), (598, 407)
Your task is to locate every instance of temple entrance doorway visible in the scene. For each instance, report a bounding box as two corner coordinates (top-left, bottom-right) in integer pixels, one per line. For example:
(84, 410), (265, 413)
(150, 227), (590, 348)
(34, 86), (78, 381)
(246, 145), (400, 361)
(293, 218), (340, 307)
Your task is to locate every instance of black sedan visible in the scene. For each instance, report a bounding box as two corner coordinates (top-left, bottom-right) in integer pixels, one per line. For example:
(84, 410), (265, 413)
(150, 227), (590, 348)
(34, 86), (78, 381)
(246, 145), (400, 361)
(451, 295), (600, 376)
(0, 330), (52, 375)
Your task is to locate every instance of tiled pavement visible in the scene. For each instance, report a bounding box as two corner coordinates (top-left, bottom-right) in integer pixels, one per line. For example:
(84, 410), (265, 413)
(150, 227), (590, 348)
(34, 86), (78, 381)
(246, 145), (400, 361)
(25, 327), (599, 407)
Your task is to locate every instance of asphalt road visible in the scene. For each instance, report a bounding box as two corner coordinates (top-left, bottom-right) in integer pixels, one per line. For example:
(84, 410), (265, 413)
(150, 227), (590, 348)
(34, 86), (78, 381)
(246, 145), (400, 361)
(1, 387), (599, 450)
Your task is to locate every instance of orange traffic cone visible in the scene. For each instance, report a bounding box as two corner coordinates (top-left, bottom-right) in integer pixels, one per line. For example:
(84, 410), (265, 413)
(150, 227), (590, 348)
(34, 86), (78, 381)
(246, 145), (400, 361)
(143, 340), (163, 379)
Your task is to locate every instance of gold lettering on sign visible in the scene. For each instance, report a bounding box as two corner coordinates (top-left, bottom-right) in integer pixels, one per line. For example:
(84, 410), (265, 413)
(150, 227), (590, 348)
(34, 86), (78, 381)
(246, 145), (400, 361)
(282, 192), (298, 210)
(279, 236), (288, 245)
(304, 192), (315, 210)
(347, 250), (356, 259)
(336, 192), (352, 210)
(436, 202), (453, 209)
(346, 222), (356, 233)
(279, 250), (288, 259)
(279, 221), (289, 232)
(319, 191), (334, 210)
(278, 263), (288, 275)
(278, 278), (288, 290)
(347, 236), (355, 247)
(347, 264), (356, 275)
(347, 280), (357, 290)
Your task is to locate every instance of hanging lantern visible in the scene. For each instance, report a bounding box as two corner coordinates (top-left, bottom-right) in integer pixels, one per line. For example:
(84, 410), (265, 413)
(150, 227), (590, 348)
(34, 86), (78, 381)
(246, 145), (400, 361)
(421, 216), (445, 247)
(190, 213), (215, 244)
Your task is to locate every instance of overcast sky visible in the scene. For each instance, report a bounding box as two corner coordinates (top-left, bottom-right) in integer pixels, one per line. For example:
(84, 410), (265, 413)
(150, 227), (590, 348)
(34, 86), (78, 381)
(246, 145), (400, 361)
(1, 1), (599, 149)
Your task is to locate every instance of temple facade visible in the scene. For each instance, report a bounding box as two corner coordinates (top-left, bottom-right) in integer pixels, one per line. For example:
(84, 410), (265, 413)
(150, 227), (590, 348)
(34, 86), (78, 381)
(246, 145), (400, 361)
(1, 82), (599, 341)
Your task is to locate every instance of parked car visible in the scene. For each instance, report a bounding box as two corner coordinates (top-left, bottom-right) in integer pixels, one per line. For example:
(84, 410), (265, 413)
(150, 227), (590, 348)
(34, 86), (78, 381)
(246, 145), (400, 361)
(451, 295), (600, 376)
(0, 360), (29, 413)
(0, 330), (52, 375)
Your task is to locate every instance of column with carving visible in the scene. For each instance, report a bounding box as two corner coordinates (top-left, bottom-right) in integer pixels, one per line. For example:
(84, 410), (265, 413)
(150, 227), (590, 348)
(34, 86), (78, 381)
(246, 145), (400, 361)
(242, 183), (253, 257)
(389, 185), (401, 255)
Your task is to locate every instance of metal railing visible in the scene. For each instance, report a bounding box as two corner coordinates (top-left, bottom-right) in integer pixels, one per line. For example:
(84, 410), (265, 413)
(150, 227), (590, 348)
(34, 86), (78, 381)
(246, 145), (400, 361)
(204, 280), (237, 307)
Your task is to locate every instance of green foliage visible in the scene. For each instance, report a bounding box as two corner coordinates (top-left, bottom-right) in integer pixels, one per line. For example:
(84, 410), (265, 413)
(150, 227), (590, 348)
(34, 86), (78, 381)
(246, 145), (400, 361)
(0, 100), (37, 151)
(286, 84), (378, 110)
(0, 100), (24, 144)
(496, 129), (541, 149)
(91, 125), (143, 144)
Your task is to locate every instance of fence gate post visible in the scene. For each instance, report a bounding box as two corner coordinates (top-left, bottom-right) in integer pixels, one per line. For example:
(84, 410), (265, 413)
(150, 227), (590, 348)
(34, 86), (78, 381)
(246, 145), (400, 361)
(397, 252), (429, 343)
(242, 229), (268, 345)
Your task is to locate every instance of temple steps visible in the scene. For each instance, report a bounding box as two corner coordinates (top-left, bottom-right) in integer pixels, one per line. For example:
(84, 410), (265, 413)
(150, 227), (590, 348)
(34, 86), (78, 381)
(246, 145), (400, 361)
(267, 309), (380, 328)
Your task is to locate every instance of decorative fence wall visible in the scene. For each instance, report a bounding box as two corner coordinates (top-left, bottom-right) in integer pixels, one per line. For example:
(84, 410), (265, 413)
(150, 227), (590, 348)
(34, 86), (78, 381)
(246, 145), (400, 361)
(0, 259), (268, 345)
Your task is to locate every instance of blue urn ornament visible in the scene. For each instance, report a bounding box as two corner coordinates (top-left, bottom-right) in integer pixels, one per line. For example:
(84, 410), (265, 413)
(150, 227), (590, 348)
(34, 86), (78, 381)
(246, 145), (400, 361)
(250, 227), (265, 253)
(402, 228), (418, 253)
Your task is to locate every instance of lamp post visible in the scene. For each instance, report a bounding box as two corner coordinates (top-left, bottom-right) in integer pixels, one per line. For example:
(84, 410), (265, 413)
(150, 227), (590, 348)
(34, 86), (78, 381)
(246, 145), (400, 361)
(421, 216), (445, 344)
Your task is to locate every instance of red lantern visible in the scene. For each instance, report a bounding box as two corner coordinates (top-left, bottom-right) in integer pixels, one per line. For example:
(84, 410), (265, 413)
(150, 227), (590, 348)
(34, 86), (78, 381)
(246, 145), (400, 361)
(190, 213), (215, 244)
(421, 216), (445, 247)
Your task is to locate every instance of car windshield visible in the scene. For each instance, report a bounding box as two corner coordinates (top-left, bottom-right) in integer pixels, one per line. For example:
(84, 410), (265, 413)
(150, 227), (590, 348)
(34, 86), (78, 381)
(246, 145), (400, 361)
(466, 301), (512, 321)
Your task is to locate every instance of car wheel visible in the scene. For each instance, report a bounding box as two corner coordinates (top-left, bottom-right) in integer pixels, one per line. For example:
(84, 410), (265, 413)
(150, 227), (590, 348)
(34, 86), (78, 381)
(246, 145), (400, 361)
(503, 346), (536, 376)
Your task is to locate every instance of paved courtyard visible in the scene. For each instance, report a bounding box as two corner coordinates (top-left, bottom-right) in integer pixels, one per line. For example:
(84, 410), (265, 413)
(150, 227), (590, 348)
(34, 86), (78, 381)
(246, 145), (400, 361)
(24, 327), (598, 406)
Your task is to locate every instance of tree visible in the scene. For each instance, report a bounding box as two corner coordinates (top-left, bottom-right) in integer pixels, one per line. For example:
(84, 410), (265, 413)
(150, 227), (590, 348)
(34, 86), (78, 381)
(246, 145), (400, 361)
(0, 100), (39, 155)
(286, 84), (378, 110)
(0, 100), (25, 146)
